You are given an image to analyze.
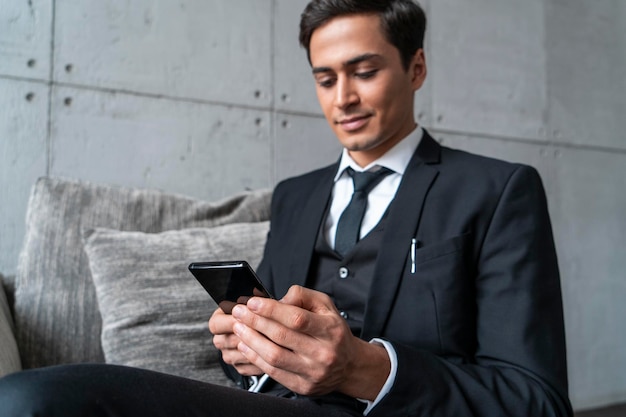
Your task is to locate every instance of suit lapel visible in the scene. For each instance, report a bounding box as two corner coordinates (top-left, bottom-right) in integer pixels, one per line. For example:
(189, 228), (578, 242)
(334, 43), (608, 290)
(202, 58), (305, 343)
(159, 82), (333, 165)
(286, 165), (337, 290)
(362, 131), (441, 340)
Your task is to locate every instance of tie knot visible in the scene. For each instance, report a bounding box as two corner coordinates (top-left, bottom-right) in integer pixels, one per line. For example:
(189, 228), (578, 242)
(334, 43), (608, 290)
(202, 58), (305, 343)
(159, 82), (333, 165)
(347, 167), (392, 193)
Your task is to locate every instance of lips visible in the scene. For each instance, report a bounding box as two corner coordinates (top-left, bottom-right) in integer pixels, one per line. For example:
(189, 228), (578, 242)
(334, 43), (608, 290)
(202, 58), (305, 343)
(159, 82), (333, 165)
(336, 114), (372, 132)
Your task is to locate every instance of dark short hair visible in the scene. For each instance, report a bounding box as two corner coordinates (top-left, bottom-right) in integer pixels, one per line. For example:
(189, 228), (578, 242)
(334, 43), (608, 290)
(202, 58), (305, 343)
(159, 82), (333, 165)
(299, 0), (427, 70)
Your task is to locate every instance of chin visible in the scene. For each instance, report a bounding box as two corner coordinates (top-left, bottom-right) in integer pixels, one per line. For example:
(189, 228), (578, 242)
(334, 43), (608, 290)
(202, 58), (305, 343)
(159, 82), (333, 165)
(341, 137), (382, 153)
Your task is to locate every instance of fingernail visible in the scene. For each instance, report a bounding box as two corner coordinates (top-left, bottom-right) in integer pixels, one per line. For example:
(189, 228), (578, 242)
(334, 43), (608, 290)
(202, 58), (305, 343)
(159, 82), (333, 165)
(238, 342), (249, 354)
(232, 305), (244, 319)
(247, 298), (261, 311)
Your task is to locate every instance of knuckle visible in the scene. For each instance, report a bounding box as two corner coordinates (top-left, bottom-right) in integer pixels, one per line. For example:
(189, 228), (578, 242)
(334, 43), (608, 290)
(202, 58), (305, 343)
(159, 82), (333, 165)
(225, 334), (240, 348)
(316, 349), (338, 370)
(289, 310), (308, 330)
(264, 348), (284, 368)
(298, 378), (323, 397)
(287, 285), (304, 299)
(212, 335), (223, 349)
(310, 370), (327, 387)
(299, 383), (315, 396)
(221, 351), (238, 366)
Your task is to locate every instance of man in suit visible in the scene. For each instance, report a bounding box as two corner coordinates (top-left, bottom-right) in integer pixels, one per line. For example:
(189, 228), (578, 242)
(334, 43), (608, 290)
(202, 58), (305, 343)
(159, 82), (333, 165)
(209, 0), (573, 416)
(0, 1), (572, 416)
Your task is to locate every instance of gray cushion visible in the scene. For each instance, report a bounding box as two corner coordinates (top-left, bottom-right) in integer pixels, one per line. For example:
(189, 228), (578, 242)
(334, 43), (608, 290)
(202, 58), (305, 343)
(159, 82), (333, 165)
(83, 222), (269, 385)
(0, 275), (21, 377)
(15, 177), (271, 368)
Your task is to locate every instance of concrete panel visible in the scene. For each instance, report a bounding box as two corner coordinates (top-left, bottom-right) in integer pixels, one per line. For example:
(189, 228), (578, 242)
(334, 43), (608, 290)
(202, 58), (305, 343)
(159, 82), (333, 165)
(274, 0), (320, 115)
(0, 0), (52, 80)
(417, 0), (435, 130)
(545, 0), (626, 150)
(54, 0), (272, 108)
(429, 0), (548, 141)
(0, 78), (48, 277)
(274, 0), (434, 127)
(273, 112), (341, 182)
(50, 86), (271, 201)
(433, 131), (555, 196)
(550, 148), (626, 410)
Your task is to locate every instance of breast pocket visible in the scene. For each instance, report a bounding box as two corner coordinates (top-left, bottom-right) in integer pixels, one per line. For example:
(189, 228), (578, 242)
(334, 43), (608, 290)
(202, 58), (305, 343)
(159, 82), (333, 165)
(385, 233), (476, 355)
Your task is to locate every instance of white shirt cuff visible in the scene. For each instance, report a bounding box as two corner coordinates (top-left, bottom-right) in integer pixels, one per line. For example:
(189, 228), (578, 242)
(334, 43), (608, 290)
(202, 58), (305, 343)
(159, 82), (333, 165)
(358, 338), (398, 415)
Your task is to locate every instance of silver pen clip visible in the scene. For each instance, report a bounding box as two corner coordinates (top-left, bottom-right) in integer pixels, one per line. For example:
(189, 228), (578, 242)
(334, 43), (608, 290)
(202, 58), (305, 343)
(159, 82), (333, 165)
(411, 238), (417, 274)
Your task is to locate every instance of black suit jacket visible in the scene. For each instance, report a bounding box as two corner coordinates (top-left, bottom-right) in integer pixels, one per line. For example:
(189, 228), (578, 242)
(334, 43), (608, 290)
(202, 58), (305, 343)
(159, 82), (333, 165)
(256, 131), (572, 417)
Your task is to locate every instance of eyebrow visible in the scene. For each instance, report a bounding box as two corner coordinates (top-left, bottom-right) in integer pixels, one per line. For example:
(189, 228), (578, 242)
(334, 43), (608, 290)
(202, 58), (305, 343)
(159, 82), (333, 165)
(312, 53), (383, 74)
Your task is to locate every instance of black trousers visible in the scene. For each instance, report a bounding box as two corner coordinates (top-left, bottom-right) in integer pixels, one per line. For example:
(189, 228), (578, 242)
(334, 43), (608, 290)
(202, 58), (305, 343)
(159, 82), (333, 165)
(0, 364), (363, 417)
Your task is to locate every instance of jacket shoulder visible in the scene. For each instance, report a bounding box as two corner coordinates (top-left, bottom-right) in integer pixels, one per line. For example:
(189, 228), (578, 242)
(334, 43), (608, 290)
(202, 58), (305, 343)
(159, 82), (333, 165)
(273, 163), (337, 198)
(439, 144), (542, 182)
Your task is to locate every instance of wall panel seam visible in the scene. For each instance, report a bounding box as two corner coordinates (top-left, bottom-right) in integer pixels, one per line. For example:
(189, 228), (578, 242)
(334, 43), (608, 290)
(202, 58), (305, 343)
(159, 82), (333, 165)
(45, 0), (57, 177)
(430, 128), (626, 156)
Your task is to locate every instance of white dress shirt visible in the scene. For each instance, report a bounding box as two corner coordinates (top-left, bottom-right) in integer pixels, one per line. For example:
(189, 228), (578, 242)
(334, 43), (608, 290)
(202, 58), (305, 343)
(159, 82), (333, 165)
(324, 126), (423, 248)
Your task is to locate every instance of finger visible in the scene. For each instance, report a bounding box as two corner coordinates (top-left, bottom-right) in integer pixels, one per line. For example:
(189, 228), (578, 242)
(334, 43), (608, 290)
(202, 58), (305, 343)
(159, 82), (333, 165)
(233, 318), (339, 385)
(233, 302), (320, 351)
(212, 333), (242, 351)
(234, 324), (301, 374)
(221, 346), (249, 366)
(244, 296), (325, 335)
(280, 285), (339, 315)
(221, 343), (264, 377)
(244, 293), (338, 339)
(233, 363), (265, 377)
(236, 337), (334, 397)
(208, 308), (237, 335)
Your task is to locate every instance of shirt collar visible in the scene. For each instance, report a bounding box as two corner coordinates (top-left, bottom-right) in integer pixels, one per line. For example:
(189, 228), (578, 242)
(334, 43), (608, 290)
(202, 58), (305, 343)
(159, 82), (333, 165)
(334, 126), (424, 182)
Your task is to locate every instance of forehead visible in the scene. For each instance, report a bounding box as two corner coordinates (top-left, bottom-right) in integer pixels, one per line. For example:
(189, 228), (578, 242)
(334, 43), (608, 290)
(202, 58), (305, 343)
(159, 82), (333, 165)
(309, 14), (397, 68)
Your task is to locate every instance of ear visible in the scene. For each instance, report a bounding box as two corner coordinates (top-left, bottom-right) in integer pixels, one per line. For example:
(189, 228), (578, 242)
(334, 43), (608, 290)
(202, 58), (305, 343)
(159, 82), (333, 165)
(410, 49), (427, 91)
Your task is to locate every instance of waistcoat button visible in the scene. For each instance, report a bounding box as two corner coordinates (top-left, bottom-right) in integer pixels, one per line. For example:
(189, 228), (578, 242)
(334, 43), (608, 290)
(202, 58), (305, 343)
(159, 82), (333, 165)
(340, 311), (349, 319)
(338, 266), (349, 279)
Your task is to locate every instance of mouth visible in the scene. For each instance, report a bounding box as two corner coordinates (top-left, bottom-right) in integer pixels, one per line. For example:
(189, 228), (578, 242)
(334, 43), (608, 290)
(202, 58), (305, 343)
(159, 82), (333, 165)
(335, 114), (372, 132)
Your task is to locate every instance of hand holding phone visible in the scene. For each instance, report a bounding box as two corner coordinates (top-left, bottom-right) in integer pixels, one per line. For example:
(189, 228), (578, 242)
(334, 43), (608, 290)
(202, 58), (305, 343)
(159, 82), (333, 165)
(188, 261), (273, 314)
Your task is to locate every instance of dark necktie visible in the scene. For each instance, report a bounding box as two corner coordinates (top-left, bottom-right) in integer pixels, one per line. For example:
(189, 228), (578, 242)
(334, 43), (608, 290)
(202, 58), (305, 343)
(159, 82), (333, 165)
(334, 167), (392, 257)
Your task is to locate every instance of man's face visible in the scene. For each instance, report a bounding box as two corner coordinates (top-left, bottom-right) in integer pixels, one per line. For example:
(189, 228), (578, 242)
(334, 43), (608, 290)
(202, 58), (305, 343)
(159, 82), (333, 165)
(309, 14), (426, 167)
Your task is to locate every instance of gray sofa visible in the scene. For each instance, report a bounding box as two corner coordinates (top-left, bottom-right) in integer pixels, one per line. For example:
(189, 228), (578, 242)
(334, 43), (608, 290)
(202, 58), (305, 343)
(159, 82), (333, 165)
(0, 177), (272, 384)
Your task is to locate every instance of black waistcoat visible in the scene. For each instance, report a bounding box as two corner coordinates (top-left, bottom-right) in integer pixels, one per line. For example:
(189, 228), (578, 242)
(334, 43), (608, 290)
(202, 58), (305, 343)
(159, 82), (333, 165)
(307, 213), (389, 338)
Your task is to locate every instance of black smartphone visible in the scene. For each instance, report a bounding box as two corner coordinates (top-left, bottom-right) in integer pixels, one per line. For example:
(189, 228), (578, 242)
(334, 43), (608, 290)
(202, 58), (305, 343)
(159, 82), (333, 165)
(188, 261), (273, 314)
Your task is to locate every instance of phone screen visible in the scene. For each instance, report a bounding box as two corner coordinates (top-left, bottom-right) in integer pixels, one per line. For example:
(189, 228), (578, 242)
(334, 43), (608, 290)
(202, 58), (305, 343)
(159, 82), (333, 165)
(188, 261), (272, 313)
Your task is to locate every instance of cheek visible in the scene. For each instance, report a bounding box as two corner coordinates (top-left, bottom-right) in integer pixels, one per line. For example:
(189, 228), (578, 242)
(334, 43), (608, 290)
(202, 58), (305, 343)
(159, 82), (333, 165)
(361, 79), (398, 113)
(372, 84), (413, 122)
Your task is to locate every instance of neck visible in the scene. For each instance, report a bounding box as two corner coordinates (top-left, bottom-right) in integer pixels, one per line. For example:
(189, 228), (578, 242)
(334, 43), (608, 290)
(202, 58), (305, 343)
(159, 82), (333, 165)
(348, 123), (417, 167)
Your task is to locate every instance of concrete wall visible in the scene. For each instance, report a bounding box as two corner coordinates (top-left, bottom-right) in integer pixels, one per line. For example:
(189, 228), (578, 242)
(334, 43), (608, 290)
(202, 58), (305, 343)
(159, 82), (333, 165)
(1, 0), (624, 411)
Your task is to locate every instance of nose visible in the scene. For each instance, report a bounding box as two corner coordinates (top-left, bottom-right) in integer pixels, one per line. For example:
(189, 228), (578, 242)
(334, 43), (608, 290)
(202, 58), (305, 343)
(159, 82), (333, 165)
(334, 77), (359, 110)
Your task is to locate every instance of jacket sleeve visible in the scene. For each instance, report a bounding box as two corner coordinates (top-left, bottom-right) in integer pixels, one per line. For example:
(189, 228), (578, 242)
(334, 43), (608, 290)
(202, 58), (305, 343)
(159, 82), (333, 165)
(369, 165), (572, 417)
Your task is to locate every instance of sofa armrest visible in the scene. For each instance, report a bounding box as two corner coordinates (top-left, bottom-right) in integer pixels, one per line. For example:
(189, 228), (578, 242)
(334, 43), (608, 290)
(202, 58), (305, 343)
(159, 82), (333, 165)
(0, 275), (21, 376)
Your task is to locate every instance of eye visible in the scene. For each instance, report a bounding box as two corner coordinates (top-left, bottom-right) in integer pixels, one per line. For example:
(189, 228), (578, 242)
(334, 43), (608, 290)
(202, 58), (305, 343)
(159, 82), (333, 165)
(316, 77), (336, 88)
(354, 69), (378, 80)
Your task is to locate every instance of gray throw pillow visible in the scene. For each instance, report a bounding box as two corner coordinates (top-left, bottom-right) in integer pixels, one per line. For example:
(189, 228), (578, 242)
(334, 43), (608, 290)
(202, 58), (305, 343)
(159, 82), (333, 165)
(15, 177), (271, 368)
(83, 222), (269, 385)
(0, 276), (21, 377)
